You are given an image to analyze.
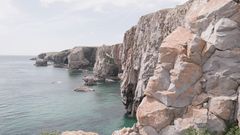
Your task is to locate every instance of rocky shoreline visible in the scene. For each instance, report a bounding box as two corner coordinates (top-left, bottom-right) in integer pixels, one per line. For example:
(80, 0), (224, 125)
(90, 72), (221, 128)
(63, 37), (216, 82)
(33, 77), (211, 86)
(35, 0), (240, 134)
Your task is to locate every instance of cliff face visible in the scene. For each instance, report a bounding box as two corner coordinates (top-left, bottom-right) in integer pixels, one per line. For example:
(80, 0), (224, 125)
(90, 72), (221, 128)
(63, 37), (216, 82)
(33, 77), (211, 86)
(115, 0), (240, 134)
(36, 47), (98, 69)
(68, 47), (97, 70)
(120, 0), (194, 116)
(93, 44), (122, 79)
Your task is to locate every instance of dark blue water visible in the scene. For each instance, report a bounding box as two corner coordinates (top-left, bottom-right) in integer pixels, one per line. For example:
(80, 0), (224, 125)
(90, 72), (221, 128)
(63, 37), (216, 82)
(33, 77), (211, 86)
(0, 56), (136, 135)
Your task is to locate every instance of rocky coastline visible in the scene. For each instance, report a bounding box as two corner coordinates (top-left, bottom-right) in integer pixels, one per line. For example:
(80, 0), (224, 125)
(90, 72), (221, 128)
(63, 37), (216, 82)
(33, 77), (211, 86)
(35, 0), (240, 134)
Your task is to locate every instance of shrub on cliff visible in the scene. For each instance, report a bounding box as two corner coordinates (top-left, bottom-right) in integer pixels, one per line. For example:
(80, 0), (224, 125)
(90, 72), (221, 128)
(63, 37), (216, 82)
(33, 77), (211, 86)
(225, 125), (240, 135)
(184, 128), (211, 135)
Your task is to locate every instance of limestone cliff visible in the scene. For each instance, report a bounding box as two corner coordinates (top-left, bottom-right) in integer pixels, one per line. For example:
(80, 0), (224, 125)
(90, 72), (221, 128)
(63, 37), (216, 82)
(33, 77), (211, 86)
(120, 0), (194, 116)
(93, 44), (122, 80)
(115, 0), (240, 134)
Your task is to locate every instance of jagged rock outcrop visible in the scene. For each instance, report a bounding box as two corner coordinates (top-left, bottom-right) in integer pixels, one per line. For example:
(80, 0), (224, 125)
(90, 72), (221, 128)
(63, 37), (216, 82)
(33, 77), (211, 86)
(68, 47), (97, 70)
(52, 49), (72, 68)
(35, 47), (98, 69)
(120, 0), (194, 116)
(116, 0), (240, 135)
(93, 44), (122, 80)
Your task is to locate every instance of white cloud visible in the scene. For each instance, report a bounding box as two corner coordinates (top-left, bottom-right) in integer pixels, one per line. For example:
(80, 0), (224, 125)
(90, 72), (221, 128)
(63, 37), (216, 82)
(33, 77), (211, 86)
(0, 0), (20, 20)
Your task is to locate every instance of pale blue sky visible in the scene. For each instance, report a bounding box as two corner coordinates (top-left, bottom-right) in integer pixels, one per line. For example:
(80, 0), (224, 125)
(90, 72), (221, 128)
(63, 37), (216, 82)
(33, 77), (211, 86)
(0, 0), (187, 55)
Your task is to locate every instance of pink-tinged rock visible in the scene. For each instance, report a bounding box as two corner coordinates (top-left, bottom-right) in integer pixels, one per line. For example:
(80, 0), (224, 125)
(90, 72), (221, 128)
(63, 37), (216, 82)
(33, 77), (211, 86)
(209, 96), (237, 120)
(192, 93), (209, 106)
(112, 127), (137, 135)
(187, 35), (206, 65)
(137, 97), (174, 131)
(186, 0), (238, 32)
(144, 66), (170, 95)
(139, 126), (158, 135)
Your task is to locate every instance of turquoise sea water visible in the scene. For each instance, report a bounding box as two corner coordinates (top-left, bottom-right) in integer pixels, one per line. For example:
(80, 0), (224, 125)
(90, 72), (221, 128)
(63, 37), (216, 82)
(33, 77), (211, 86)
(0, 56), (136, 135)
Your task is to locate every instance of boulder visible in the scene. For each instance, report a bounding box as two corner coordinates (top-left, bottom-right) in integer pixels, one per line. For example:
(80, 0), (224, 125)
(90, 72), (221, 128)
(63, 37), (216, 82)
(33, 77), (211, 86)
(209, 96), (237, 121)
(138, 126), (158, 135)
(201, 18), (240, 50)
(83, 76), (97, 86)
(137, 97), (174, 131)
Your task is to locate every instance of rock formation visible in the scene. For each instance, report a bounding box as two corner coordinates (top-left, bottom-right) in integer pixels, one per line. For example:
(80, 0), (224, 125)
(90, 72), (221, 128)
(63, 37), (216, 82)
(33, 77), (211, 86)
(120, 0), (194, 116)
(36, 0), (240, 134)
(68, 47), (97, 70)
(93, 44), (122, 80)
(35, 59), (48, 66)
(74, 86), (95, 92)
(35, 47), (98, 69)
(115, 0), (240, 134)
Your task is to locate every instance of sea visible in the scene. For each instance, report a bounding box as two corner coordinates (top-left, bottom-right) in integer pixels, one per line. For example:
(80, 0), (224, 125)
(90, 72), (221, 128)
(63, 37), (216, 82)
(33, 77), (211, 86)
(0, 56), (136, 135)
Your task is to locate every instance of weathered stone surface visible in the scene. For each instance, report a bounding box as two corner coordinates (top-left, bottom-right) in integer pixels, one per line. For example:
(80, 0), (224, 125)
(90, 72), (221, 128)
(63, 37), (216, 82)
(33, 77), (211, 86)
(83, 76), (97, 86)
(120, 1), (194, 115)
(61, 130), (99, 135)
(187, 36), (206, 65)
(203, 49), (240, 96)
(68, 47), (97, 70)
(112, 128), (137, 135)
(201, 18), (240, 50)
(94, 44), (122, 79)
(137, 97), (174, 131)
(145, 27), (202, 108)
(192, 93), (209, 106)
(209, 96), (237, 120)
(186, 0), (238, 33)
(53, 49), (71, 68)
(138, 126), (158, 135)
(160, 107), (208, 135)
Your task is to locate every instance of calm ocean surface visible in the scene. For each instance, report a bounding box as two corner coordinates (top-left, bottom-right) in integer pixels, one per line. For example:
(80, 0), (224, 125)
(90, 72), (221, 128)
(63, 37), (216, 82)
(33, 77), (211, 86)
(0, 56), (136, 135)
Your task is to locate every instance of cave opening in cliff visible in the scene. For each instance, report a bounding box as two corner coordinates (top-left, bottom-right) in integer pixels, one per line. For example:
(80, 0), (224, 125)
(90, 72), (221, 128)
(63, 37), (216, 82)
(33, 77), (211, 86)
(64, 58), (68, 64)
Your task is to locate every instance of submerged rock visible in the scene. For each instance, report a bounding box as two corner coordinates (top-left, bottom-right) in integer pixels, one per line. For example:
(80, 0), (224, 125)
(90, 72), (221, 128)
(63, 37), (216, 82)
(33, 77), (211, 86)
(62, 130), (99, 135)
(74, 86), (95, 92)
(83, 76), (97, 86)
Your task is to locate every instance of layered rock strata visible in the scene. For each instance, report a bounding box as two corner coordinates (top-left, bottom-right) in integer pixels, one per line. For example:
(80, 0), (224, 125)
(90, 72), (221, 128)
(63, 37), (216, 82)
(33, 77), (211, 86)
(93, 44), (123, 80)
(115, 0), (240, 134)
(120, 0), (194, 116)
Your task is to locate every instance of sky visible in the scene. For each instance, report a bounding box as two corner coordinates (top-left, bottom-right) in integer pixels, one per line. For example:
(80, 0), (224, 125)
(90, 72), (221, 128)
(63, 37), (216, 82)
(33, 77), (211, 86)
(0, 0), (188, 55)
